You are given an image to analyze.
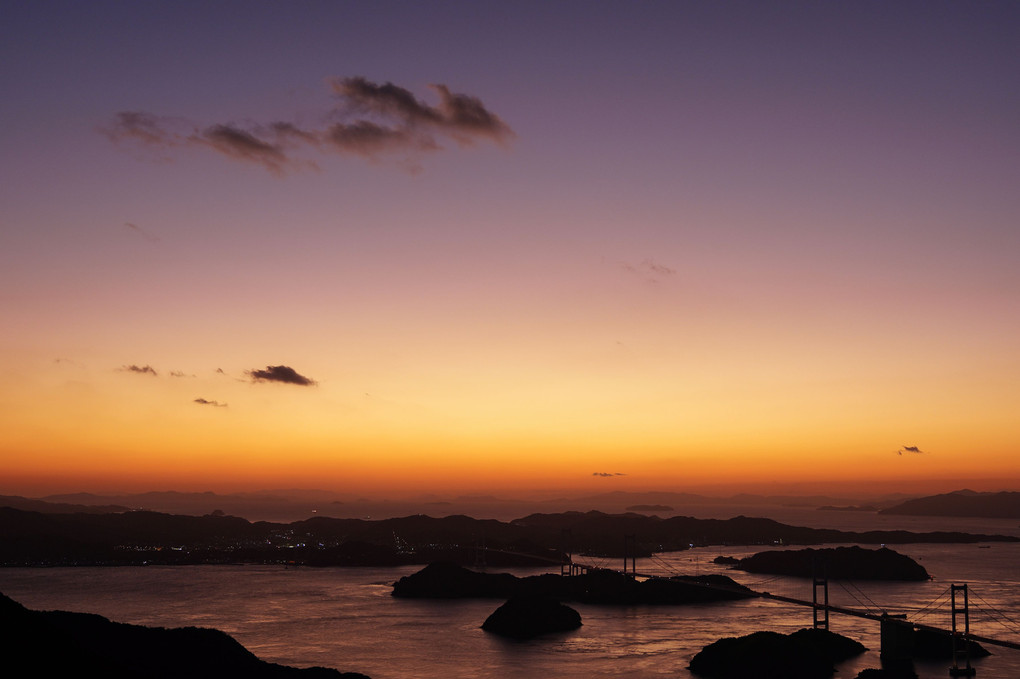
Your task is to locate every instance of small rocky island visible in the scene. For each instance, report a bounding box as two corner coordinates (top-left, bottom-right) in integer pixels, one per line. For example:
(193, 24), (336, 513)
(0, 592), (368, 679)
(393, 562), (756, 605)
(735, 546), (930, 580)
(690, 628), (867, 679)
(481, 596), (582, 639)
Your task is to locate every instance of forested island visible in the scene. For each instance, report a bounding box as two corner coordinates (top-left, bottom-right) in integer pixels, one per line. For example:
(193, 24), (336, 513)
(392, 562), (755, 604)
(733, 546), (930, 581)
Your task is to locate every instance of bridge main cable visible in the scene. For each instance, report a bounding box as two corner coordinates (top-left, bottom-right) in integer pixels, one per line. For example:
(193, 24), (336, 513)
(758, 590), (1020, 652)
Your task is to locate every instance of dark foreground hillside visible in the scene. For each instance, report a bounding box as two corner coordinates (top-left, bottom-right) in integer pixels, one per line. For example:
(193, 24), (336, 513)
(0, 592), (369, 679)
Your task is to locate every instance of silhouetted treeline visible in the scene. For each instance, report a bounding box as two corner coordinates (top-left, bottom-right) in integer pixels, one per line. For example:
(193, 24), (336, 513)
(0, 507), (1015, 567)
(735, 546), (930, 580)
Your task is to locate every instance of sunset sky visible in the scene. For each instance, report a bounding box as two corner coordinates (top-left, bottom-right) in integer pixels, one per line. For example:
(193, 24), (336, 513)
(2, 1), (1018, 498)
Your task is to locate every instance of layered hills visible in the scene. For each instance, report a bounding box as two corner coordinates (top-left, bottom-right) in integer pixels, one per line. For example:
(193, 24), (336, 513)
(0, 507), (1014, 567)
(880, 490), (1020, 518)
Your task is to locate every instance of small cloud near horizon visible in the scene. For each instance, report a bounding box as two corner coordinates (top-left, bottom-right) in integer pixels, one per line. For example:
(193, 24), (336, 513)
(123, 222), (160, 242)
(104, 76), (513, 174)
(593, 472), (627, 477)
(194, 398), (227, 408)
(121, 364), (157, 376)
(617, 258), (677, 286)
(896, 445), (926, 455)
(248, 365), (317, 386)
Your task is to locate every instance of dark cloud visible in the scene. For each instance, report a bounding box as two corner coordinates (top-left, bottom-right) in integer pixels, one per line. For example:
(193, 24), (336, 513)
(326, 120), (430, 157)
(334, 76), (444, 125)
(896, 445), (925, 455)
(122, 364), (157, 376)
(169, 370), (195, 378)
(592, 472), (627, 477)
(107, 77), (513, 173)
(248, 365), (317, 386)
(331, 77), (513, 144)
(193, 124), (289, 174)
(430, 83), (514, 144)
(194, 398), (227, 408)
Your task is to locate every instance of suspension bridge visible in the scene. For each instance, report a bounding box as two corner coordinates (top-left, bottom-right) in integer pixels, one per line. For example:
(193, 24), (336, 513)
(471, 536), (1020, 677)
(619, 545), (1020, 676)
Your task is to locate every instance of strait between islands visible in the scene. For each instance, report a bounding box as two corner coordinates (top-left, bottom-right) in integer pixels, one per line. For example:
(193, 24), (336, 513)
(1, 505), (1010, 678)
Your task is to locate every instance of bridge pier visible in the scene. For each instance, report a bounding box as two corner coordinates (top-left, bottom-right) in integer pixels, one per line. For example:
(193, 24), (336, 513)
(766, 577), (1013, 670)
(880, 613), (914, 662)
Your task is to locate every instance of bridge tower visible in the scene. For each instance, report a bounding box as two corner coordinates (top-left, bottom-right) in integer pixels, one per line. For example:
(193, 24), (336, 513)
(950, 583), (976, 677)
(812, 559), (829, 630)
(623, 534), (637, 577)
(473, 535), (486, 570)
(560, 528), (573, 576)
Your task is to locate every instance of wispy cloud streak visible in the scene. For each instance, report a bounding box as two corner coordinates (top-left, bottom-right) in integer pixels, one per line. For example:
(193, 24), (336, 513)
(123, 222), (160, 242)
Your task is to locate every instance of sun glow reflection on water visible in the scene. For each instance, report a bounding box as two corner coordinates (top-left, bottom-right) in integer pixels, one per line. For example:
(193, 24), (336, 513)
(1, 544), (1019, 678)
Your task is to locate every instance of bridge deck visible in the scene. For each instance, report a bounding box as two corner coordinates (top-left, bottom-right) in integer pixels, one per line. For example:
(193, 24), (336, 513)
(507, 557), (1020, 651)
(583, 564), (1020, 652)
(759, 591), (1020, 651)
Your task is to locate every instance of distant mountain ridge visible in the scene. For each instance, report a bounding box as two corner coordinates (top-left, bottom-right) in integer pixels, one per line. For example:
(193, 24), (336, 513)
(1, 507), (1014, 568)
(880, 490), (1020, 518)
(0, 494), (130, 514)
(7, 488), (917, 522)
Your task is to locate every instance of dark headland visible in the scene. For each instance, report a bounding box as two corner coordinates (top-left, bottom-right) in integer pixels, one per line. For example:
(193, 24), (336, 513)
(0, 592), (368, 679)
(689, 628), (867, 679)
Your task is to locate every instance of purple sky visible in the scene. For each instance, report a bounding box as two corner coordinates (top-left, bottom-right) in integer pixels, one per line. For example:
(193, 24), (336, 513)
(2, 2), (1019, 496)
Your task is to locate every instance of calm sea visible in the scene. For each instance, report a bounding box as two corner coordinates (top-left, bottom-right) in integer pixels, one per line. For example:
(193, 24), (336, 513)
(2, 510), (1019, 678)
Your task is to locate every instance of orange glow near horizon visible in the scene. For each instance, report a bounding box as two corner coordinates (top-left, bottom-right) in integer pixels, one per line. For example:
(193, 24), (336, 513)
(3, 4), (1018, 502)
(3, 336), (1020, 499)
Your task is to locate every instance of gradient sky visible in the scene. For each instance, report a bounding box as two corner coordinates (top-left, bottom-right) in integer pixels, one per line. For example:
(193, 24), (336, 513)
(2, 1), (1018, 498)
